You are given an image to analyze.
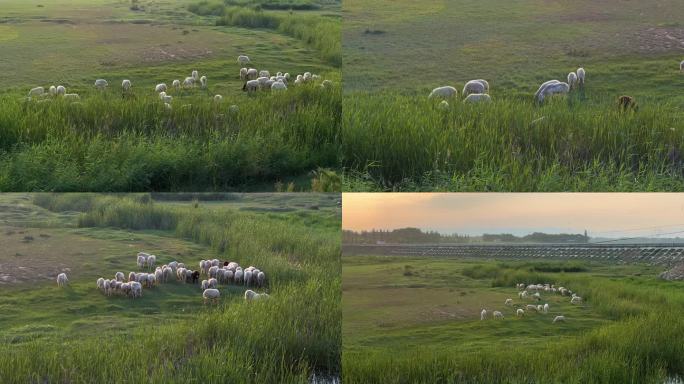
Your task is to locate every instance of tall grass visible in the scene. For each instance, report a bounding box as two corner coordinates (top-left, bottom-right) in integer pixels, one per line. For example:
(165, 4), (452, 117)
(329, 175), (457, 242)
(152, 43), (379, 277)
(1, 194), (341, 383)
(190, 4), (341, 66)
(0, 85), (341, 191)
(343, 93), (684, 191)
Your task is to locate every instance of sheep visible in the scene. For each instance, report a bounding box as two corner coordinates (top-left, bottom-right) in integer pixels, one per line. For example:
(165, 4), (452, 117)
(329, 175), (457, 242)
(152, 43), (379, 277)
(183, 77), (194, 89)
(321, 80), (333, 89)
(122, 79), (132, 91)
(428, 86), (457, 99)
(681, 60), (684, 72)
(618, 95), (638, 111)
(240, 68), (248, 81)
(128, 271), (137, 282)
(147, 255), (156, 269)
(56, 85), (66, 95)
(203, 288), (220, 304)
(534, 80), (561, 102)
(213, 94), (223, 103)
(155, 83), (167, 93)
(256, 76), (270, 88)
(115, 272), (125, 282)
(271, 81), (287, 91)
(191, 271), (200, 284)
(246, 68), (258, 80)
(537, 305), (543, 312)
(517, 309), (525, 317)
(526, 304), (538, 312)
(244, 270), (253, 286)
(121, 282), (131, 296)
(225, 270), (235, 284)
(519, 290), (528, 299)
(438, 100), (449, 110)
(192, 70), (199, 81)
(553, 315), (566, 323)
(49, 85), (57, 95)
(474, 79), (489, 93)
(538, 82), (570, 103)
(155, 268), (163, 283)
(28, 87), (45, 98)
(463, 93), (491, 103)
(211, 259), (220, 267)
(567, 72), (577, 90)
(303, 72), (312, 82)
(57, 273), (68, 287)
(208, 278), (217, 289)
(576, 67), (585, 85)
(97, 277), (105, 290)
(462, 80), (486, 97)
(257, 271), (265, 287)
(226, 262), (239, 271)
(159, 92), (172, 104)
(570, 296), (582, 304)
(147, 274), (156, 288)
(543, 303), (549, 313)
(176, 267), (187, 282)
(163, 266), (173, 282)
(284, 73), (291, 80)
(505, 299), (513, 306)
(168, 261), (178, 270)
(243, 80), (259, 93)
(94, 79), (108, 89)
(104, 280), (111, 296)
(493, 311), (504, 319)
(130, 281), (142, 298)
(137, 254), (147, 269)
(237, 55), (250, 66)
(234, 269), (244, 284)
(63, 93), (80, 101)
(201, 279), (209, 290)
(208, 266), (219, 279)
(532, 292), (541, 301)
(480, 309), (488, 320)
(259, 70), (270, 78)
(200, 76), (207, 89)
(244, 289), (269, 302)
(172, 79), (181, 90)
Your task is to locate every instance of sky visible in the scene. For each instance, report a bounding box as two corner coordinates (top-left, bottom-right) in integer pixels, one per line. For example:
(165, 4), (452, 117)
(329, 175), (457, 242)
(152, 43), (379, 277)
(342, 193), (684, 237)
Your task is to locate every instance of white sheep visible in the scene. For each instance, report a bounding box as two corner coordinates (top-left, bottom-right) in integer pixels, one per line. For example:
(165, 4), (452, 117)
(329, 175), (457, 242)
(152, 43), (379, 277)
(207, 278), (217, 289)
(271, 81), (287, 91)
(516, 309), (524, 317)
(94, 79), (108, 89)
(240, 68), (248, 81)
(244, 289), (269, 302)
(147, 255), (156, 269)
(192, 70), (199, 81)
(462, 80), (486, 97)
(168, 261), (178, 270)
(526, 304), (538, 311)
(211, 259), (220, 267)
(237, 55), (250, 66)
(428, 86), (457, 99)
(128, 271), (137, 282)
(680, 60), (684, 72)
(553, 315), (565, 323)
(321, 80), (333, 89)
(493, 311), (504, 319)
(172, 80), (181, 90)
(163, 266), (173, 281)
(155, 268), (163, 283)
(244, 270), (253, 286)
(200, 76), (207, 89)
(49, 86), (57, 95)
(130, 281), (142, 298)
(534, 80), (561, 102)
(480, 309), (488, 320)
(115, 271), (125, 282)
(155, 83), (167, 93)
(183, 77), (194, 89)
(257, 271), (265, 287)
(57, 273), (68, 287)
(537, 81), (570, 103)
(147, 274), (156, 287)
(259, 70), (270, 78)
(203, 288), (220, 304)
(570, 296), (582, 304)
(246, 68), (258, 80)
(159, 92), (172, 104)
(97, 277), (105, 290)
(567, 72), (577, 89)
(474, 79), (489, 93)
(463, 93), (492, 103)
(505, 299), (513, 306)
(234, 269), (244, 284)
(137, 254), (147, 269)
(576, 67), (585, 85)
(56, 85), (66, 96)
(243, 80), (259, 93)
(122, 79), (132, 91)
(28, 87), (45, 98)
(208, 266), (219, 279)
(543, 303), (549, 313)
(438, 100), (449, 110)
(201, 279), (209, 290)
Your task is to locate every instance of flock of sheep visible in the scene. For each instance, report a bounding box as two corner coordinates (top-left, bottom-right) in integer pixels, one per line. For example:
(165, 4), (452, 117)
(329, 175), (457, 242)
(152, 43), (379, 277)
(57, 251), (270, 305)
(430, 60), (684, 108)
(479, 282), (584, 324)
(25, 54), (334, 111)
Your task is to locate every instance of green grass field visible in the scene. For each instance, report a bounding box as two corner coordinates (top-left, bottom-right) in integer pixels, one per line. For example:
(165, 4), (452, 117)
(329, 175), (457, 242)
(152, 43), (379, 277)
(342, 255), (684, 383)
(341, 0), (684, 191)
(0, 193), (341, 383)
(0, 0), (341, 191)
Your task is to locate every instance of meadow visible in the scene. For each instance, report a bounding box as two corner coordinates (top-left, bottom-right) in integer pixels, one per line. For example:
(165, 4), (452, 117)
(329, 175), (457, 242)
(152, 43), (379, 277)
(0, 193), (341, 383)
(341, 0), (684, 191)
(0, 0), (341, 191)
(342, 254), (684, 383)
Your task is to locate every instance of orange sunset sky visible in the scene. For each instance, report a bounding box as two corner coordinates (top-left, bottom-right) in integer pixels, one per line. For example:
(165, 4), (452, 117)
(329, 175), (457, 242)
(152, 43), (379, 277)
(343, 193), (684, 237)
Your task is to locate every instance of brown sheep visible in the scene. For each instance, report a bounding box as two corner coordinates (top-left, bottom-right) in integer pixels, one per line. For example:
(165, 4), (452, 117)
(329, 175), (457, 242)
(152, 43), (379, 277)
(618, 95), (638, 112)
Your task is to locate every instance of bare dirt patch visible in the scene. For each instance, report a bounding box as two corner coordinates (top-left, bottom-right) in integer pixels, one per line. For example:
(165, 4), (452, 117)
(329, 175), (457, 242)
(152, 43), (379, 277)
(633, 27), (684, 53)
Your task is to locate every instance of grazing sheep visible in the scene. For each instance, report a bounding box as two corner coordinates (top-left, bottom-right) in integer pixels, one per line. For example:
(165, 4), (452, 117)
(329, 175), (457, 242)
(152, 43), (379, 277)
(534, 80), (561, 102)
(244, 270), (253, 286)
(246, 68), (258, 80)
(49, 86), (57, 95)
(128, 271), (137, 282)
(122, 79), (132, 91)
(576, 67), (585, 85)
(94, 79), (108, 89)
(517, 309), (524, 317)
(428, 86), (457, 99)
(493, 311), (504, 319)
(474, 79), (489, 93)
(243, 80), (259, 93)
(192, 70), (199, 81)
(543, 303), (549, 313)
(137, 253), (147, 269)
(97, 277), (105, 290)
(201, 279), (209, 290)
(553, 315), (565, 323)
(207, 278), (217, 289)
(538, 82), (570, 103)
(213, 94), (223, 102)
(519, 290), (528, 299)
(505, 299), (513, 306)
(462, 80), (486, 97)
(203, 288), (220, 304)
(321, 80), (333, 89)
(238, 55), (250, 66)
(147, 274), (156, 287)
(259, 70), (270, 78)
(480, 309), (488, 320)
(155, 269), (163, 283)
(244, 289), (269, 302)
(618, 95), (638, 111)
(57, 272), (68, 287)
(147, 255), (156, 269)
(257, 271), (265, 287)
(567, 72), (578, 89)
(271, 81), (287, 91)
(526, 304), (538, 312)
(56, 85), (66, 96)
(28, 87), (45, 98)
(200, 76), (207, 89)
(570, 296), (582, 304)
(183, 77), (194, 89)
(211, 259), (220, 267)
(131, 281), (142, 298)
(115, 272), (125, 282)
(240, 68), (248, 81)
(155, 83), (167, 93)
(172, 79), (181, 90)
(159, 92), (172, 104)
(63, 93), (80, 101)
(208, 266), (219, 279)
(235, 269), (244, 284)
(438, 100), (449, 110)
(191, 271), (200, 284)
(464, 93), (492, 103)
